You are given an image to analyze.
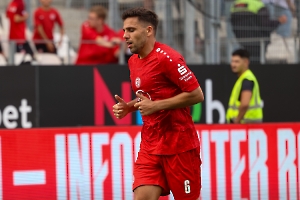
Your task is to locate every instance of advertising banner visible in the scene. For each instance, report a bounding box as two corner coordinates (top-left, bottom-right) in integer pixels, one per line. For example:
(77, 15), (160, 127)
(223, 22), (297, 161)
(0, 66), (36, 129)
(0, 123), (300, 199)
(1, 64), (300, 128)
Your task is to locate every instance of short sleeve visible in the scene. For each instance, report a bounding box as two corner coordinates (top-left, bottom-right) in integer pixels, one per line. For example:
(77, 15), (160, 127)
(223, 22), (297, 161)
(6, 3), (17, 20)
(241, 79), (254, 91)
(81, 23), (98, 40)
(55, 10), (63, 27)
(34, 10), (42, 27)
(162, 53), (199, 92)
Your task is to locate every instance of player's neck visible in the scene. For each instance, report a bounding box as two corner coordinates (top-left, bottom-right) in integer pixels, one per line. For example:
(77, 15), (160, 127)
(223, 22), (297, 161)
(138, 38), (156, 59)
(41, 6), (51, 10)
(237, 68), (248, 77)
(96, 25), (103, 33)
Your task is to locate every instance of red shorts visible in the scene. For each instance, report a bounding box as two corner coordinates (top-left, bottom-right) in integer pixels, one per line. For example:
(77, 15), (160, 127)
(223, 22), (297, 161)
(133, 147), (201, 200)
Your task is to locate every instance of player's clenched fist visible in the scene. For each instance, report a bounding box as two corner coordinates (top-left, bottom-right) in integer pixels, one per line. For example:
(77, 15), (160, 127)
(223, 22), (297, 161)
(113, 95), (129, 119)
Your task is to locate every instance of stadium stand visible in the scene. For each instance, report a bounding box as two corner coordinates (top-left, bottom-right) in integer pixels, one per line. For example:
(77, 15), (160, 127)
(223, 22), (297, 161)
(0, 0), (299, 65)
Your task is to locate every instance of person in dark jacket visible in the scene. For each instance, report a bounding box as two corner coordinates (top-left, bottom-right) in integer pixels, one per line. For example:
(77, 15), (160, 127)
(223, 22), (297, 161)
(231, 0), (287, 62)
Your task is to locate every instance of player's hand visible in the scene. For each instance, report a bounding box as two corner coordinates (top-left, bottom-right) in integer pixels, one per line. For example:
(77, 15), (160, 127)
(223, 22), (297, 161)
(113, 95), (129, 119)
(134, 93), (158, 116)
(111, 37), (122, 45)
(96, 37), (115, 48)
(46, 42), (55, 53)
(23, 12), (29, 20)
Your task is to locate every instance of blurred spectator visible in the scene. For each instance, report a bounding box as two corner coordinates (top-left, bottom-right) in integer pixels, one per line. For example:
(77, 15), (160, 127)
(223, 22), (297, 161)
(33, 0), (64, 54)
(76, 5), (121, 65)
(226, 49), (263, 123)
(262, 0), (295, 38)
(231, 0), (287, 62)
(116, 29), (132, 63)
(6, 0), (34, 58)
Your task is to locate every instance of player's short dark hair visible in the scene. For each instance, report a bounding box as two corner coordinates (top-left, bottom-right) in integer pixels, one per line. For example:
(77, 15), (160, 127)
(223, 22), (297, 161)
(90, 5), (107, 20)
(232, 49), (250, 60)
(122, 7), (159, 34)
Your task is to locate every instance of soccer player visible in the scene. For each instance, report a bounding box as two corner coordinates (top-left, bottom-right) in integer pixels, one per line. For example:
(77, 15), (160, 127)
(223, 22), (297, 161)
(112, 7), (204, 200)
(76, 5), (121, 65)
(33, 0), (64, 53)
(6, 0), (34, 57)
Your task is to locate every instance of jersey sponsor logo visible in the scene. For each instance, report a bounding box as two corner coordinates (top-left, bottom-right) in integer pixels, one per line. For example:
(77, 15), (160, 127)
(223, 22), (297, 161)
(177, 64), (188, 75)
(50, 13), (56, 20)
(135, 77), (141, 88)
(9, 6), (17, 13)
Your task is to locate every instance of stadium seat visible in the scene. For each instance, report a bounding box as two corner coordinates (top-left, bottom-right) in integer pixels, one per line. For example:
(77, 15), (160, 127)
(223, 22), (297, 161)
(35, 53), (62, 65)
(14, 53), (32, 65)
(0, 54), (7, 66)
(266, 33), (298, 64)
(53, 32), (77, 64)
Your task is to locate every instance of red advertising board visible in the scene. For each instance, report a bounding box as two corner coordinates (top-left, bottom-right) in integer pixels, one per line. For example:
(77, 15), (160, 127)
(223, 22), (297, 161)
(0, 123), (299, 200)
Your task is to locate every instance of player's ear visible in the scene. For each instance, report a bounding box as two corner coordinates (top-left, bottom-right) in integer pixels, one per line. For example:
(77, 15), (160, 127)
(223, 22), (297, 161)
(146, 26), (153, 36)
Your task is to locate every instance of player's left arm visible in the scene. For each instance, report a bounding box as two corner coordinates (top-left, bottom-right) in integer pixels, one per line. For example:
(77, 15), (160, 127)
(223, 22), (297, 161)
(56, 11), (64, 46)
(135, 87), (203, 116)
(234, 79), (253, 123)
(134, 54), (204, 116)
(234, 90), (252, 123)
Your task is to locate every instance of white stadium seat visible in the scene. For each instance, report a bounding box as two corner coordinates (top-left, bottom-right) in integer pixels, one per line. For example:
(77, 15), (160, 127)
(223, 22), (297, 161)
(36, 53), (62, 65)
(0, 54), (7, 66)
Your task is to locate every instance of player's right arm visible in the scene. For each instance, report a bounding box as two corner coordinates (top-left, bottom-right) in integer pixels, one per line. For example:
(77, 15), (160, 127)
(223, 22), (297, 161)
(13, 13), (28, 22)
(113, 95), (138, 119)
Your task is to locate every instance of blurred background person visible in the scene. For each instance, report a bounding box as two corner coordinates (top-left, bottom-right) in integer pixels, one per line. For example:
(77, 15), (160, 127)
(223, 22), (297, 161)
(116, 28), (132, 63)
(226, 49), (263, 124)
(76, 5), (121, 65)
(33, 0), (64, 54)
(6, 0), (34, 58)
(262, 0), (296, 38)
(230, 0), (287, 62)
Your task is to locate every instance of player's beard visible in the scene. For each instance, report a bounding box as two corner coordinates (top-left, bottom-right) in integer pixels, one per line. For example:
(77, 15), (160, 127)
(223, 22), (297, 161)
(130, 37), (147, 55)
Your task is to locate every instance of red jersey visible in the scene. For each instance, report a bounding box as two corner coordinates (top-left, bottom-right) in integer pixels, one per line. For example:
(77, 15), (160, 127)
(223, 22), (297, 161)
(128, 42), (200, 155)
(76, 22), (119, 65)
(6, 0), (26, 40)
(33, 7), (63, 41)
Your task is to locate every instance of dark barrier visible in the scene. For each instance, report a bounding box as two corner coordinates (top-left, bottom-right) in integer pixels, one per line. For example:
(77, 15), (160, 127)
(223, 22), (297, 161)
(0, 64), (299, 128)
(0, 66), (37, 129)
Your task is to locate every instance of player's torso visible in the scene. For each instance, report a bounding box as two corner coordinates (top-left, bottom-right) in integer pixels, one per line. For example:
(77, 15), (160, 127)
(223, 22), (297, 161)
(129, 54), (180, 103)
(7, 2), (26, 39)
(78, 25), (117, 64)
(34, 9), (57, 39)
(128, 44), (200, 154)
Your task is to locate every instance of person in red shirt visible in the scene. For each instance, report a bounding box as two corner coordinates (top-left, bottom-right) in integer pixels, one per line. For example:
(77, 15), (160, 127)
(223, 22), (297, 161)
(76, 5), (122, 65)
(33, 0), (64, 53)
(113, 7), (204, 200)
(6, 0), (34, 58)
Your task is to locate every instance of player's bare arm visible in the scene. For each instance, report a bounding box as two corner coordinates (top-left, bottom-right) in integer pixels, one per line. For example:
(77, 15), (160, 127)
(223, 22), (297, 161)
(113, 95), (138, 119)
(14, 13), (28, 23)
(59, 26), (65, 46)
(234, 90), (252, 123)
(134, 87), (204, 116)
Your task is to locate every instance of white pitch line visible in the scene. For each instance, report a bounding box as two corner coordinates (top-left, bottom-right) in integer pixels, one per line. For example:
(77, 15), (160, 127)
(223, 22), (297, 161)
(13, 170), (46, 186)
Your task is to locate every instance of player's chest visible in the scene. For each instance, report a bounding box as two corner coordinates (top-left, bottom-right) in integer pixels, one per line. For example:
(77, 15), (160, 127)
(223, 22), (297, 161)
(130, 60), (167, 92)
(38, 12), (56, 21)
